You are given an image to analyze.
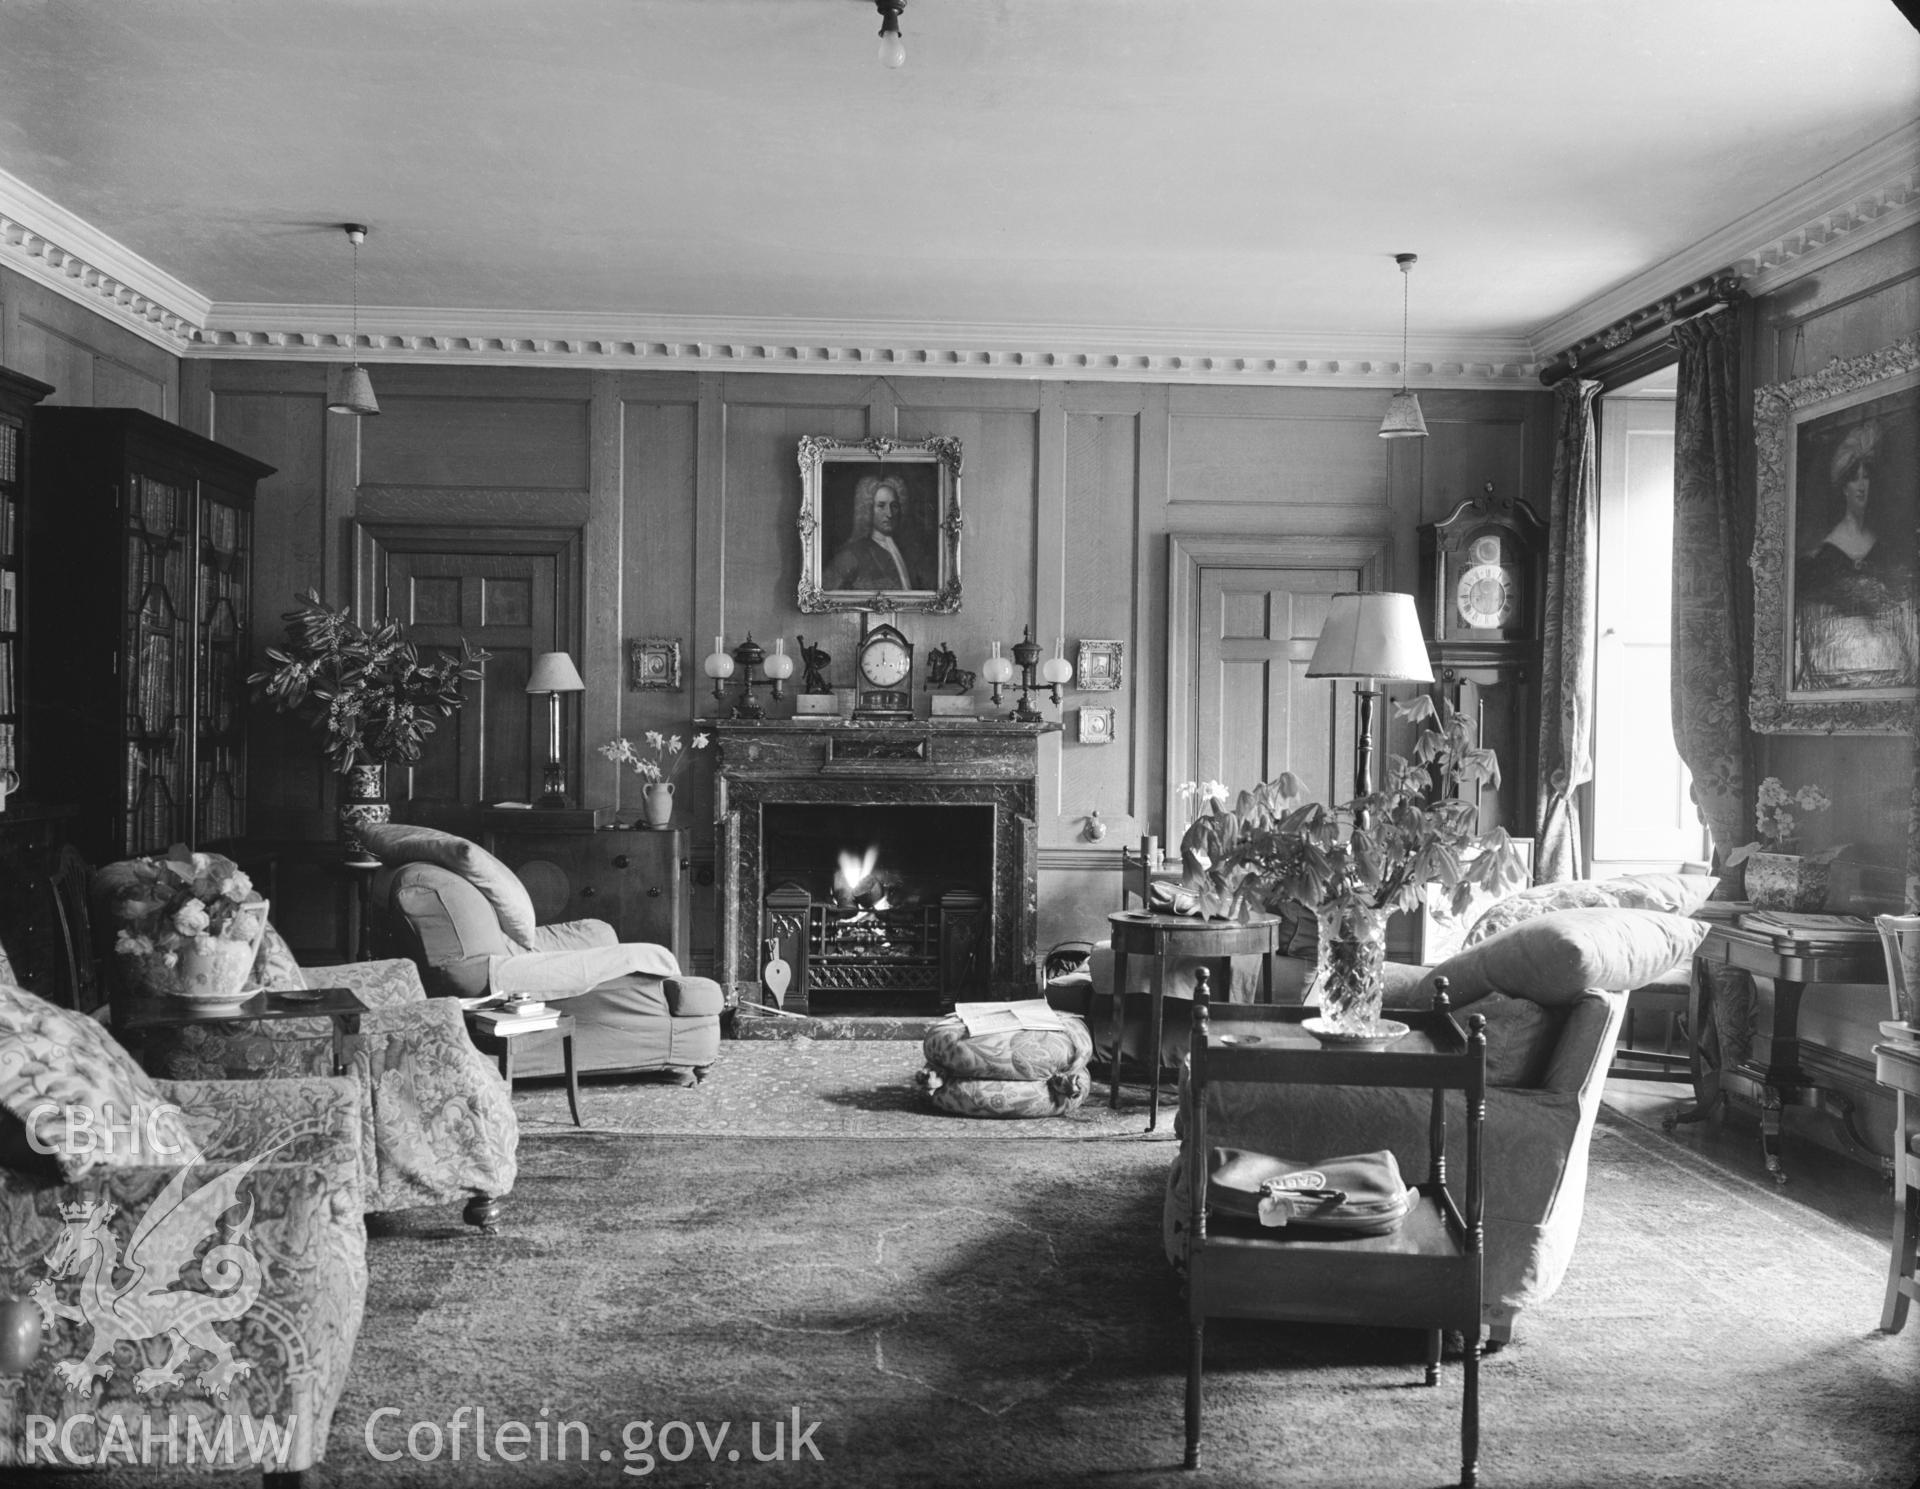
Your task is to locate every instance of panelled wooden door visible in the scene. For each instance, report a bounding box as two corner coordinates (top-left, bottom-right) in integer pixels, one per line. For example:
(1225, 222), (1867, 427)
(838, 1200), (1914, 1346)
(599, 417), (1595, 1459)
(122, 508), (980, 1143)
(1193, 565), (1360, 808)
(372, 536), (575, 834)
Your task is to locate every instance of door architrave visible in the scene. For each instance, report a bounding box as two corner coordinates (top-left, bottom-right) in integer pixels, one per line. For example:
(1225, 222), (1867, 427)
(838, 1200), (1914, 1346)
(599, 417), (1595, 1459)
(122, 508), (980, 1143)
(1164, 531), (1392, 841)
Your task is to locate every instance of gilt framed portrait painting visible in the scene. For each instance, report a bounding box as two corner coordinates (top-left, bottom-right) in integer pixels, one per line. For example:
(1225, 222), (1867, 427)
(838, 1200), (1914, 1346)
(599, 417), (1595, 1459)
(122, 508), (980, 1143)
(1751, 335), (1919, 735)
(797, 435), (963, 614)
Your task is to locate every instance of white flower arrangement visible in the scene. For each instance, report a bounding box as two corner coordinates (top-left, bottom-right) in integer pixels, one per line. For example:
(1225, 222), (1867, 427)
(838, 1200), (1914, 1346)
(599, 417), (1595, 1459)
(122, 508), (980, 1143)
(104, 846), (265, 968)
(599, 730), (711, 786)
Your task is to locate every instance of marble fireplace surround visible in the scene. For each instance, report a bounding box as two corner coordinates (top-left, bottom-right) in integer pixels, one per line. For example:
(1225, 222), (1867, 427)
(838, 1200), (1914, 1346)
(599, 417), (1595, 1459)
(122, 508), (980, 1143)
(712, 718), (1052, 1014)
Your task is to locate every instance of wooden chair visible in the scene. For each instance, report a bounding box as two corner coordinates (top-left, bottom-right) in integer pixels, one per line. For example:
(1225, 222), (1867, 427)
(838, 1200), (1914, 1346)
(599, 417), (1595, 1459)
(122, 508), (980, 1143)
(1179, 973), (1487, 1486)
(1605, 971), (1694, 1084)
(1874, 914), (1920, 1333)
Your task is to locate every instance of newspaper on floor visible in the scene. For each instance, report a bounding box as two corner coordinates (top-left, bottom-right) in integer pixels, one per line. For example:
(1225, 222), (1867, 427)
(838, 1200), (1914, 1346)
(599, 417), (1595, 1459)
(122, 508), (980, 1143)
(953, 999), (1065, 1037)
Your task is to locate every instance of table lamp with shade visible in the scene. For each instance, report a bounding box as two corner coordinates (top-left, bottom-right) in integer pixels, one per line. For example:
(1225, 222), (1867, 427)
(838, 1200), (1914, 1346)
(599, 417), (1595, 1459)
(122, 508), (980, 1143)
(1306, 592), (1434, 811)
(526, 651), (586, 807)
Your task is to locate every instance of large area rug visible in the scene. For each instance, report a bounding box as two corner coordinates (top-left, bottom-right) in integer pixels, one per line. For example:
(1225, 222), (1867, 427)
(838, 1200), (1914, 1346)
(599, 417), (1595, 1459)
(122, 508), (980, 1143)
(94, 1042), (1920, 1487)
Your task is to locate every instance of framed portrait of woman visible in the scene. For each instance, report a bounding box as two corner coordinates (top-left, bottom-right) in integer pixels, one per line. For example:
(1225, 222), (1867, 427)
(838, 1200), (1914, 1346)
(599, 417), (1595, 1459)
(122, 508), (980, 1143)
(1750, 335), (1919, 734)
(797, 435), (963, 613)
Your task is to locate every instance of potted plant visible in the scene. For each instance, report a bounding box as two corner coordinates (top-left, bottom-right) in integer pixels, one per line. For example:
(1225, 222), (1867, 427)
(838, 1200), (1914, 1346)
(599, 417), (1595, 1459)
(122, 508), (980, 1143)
(599, 729), (710, 829)
(249, 590), (489, 859)
(1177, 694), (1530, 1034)
(1726, 777), (1838, 911)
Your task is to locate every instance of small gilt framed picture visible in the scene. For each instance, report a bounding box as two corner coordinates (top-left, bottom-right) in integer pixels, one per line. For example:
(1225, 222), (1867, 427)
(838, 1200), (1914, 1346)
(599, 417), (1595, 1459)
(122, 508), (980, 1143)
(1077, 705), (1115, 745)
(1076, 639), (1123, 691)
(628, 638), (682, 691)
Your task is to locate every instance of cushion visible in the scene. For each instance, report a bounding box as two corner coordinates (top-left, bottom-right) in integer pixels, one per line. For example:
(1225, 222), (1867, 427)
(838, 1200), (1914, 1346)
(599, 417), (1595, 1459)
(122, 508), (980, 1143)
(358, 822), (538, 948)
(922, 1012), (1094, 1082)
(0, 981), (197, 1180)
(1433, 908), (1709, 1007)
(1463, 873), (1718, 947)
(914, 1065), (1090, 1119)
(1605, 871), (1719, 917)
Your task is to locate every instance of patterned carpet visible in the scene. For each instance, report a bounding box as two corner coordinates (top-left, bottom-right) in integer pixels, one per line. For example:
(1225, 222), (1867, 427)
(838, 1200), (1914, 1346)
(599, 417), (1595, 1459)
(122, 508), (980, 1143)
(509, 1035), (1171, 1140)
(83, 1040), (1920, 1487)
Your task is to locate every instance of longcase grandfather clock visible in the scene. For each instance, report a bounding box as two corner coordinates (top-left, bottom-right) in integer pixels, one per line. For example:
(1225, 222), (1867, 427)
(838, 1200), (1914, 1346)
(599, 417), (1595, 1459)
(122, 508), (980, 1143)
(1417, 484), (1546, 838)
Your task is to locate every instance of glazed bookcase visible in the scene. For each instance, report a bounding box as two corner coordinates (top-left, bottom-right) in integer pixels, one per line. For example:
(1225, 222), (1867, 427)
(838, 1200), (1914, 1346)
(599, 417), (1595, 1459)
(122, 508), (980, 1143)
(26, 408), (273, 860)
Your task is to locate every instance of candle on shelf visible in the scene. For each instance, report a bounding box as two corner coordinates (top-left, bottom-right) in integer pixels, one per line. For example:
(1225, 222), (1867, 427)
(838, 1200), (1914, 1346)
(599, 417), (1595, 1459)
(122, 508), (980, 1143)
(980, 639), (1014, 685)
(703, 636), (735, 679)
(763, 636), (794, 681)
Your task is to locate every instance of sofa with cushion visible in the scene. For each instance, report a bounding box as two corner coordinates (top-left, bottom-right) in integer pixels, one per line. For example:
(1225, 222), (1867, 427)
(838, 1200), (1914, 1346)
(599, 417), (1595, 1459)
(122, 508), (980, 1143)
(359, 822), (723, 1081)
(0, 973), (367, 1481)
(1163, 905), (1711, 1342)
(92, 857), (520, 1228)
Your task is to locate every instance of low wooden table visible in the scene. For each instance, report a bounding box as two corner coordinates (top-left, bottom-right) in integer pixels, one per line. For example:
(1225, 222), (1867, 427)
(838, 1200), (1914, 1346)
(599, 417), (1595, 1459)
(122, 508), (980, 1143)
(465, 1011), (582, 1127)
(1669, 923), (1889, 1182)
(1105, 909), (1283, 1131)
(117, 987), (366, 1076)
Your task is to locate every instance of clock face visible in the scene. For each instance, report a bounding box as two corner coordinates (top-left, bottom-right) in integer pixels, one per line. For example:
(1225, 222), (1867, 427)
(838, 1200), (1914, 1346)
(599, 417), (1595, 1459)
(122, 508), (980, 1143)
(860, 637), (911, 687)
(1455, 563), (1519, 631)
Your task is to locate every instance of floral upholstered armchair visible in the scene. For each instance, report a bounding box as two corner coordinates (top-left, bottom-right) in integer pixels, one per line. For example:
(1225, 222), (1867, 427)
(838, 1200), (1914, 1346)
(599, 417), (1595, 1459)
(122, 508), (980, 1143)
(93, 854), (519, 1230)
(0, 974), (367, 1482)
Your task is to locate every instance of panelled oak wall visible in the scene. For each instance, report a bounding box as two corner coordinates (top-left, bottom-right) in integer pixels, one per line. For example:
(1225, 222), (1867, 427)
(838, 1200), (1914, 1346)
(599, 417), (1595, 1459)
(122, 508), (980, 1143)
(0, 264), (179, 418)
(201, 360), (1556, 968)
(1741, 224), (1920, 1114)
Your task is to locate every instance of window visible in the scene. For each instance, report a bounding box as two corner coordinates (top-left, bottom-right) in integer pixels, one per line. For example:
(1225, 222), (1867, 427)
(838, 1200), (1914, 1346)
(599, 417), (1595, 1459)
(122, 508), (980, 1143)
(1591, 371), (1711, 871)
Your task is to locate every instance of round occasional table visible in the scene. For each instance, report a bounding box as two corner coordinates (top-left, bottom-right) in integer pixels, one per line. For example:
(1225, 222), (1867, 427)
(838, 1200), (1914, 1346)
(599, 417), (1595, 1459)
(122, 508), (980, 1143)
(1105, 910), (1284, 1130)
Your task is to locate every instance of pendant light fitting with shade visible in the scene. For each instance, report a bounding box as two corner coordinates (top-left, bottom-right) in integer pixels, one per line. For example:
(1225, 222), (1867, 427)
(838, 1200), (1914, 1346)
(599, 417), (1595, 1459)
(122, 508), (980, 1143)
(1378, 252), (1427, 440)
(326, 223), (379, 417)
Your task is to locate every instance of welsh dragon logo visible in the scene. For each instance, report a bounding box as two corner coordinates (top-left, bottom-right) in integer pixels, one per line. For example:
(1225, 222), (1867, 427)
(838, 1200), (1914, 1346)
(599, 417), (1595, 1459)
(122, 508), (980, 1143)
(31, 1150), (270, 1397)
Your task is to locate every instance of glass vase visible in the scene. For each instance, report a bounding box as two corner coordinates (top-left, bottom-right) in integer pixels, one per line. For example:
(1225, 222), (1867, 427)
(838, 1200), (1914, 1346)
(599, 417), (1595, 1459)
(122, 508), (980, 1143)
(1308, 903), (1393, 1034)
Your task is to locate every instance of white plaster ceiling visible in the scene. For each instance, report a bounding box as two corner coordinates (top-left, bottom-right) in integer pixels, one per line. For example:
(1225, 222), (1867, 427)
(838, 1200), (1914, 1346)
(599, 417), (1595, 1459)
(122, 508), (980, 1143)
(0, 0), (1916, 376)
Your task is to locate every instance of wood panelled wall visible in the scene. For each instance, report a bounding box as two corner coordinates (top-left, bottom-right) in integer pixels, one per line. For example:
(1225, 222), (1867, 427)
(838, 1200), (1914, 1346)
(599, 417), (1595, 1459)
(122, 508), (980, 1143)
(200, 359), (1556, 968)
(1741, 223), (1920, 1108)
(0, 264), (179, 418)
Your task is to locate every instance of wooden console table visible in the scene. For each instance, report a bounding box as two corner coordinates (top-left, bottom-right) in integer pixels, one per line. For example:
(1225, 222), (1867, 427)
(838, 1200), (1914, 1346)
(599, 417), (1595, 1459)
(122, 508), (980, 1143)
(1666, 923), (1889, 1183)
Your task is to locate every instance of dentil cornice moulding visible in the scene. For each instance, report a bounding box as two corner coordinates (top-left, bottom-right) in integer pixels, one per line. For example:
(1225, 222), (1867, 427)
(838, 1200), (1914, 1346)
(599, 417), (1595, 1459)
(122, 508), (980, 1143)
(189, 307), (1543, 387)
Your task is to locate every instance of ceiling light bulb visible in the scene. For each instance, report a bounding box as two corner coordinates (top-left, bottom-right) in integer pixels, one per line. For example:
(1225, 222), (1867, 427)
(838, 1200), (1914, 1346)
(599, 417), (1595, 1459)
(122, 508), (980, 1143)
(876, 1), (906, 68)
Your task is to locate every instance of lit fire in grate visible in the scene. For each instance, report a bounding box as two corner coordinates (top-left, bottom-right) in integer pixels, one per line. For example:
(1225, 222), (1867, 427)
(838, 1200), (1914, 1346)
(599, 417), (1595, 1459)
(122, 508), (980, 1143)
(833, 846), (891, 913)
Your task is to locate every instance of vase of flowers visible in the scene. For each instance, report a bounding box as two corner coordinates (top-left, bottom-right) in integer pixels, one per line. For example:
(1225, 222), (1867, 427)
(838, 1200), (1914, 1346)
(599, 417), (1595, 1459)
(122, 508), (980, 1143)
(101, 845), (272, 1005)
(1727, 777), (1837, 912)
(248, 590), (489, 862)
(600, 730), (711, 829)
(1177, 695), (1529, 1034)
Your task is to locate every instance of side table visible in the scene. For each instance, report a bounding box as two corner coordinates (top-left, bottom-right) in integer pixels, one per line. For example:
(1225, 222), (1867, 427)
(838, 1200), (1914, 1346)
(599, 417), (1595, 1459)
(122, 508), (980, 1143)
(1181, 979), (1486, 1484)
(1105, 909), (1282, 1131)
(116, 987), (367, 1077)
(466, 1012), (582, 1127)
(1669, 923), (1889, 1182)
(1873, 1037), (1920, 1332)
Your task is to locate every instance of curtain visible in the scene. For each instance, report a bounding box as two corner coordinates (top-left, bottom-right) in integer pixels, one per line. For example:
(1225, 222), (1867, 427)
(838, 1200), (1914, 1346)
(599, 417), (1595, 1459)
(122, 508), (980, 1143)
(1672, 311), (1755, 1069)
(1671, 313), (1752, 874)
(1535, 377), (1602, 884)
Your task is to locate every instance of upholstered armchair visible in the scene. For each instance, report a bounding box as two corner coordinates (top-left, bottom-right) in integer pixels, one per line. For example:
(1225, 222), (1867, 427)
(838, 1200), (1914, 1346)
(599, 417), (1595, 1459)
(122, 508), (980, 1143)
(1164, 908), (1707, 1342)
(91, 859), (519, 1230)
(359, 824), (722, 1082)
(0, 980), (367, 1484)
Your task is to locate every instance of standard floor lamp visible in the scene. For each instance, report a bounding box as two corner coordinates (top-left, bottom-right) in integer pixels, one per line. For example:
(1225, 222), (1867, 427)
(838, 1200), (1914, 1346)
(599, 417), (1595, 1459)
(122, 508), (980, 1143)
(1306, 592), (1434, 819)
(527, 651), (586, 808)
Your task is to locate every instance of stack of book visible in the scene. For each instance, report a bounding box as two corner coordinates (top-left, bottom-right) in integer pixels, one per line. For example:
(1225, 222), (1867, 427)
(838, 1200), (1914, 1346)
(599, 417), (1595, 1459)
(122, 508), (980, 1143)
(466, 998), (560, 1034)
(1737, 909), (1879, 944)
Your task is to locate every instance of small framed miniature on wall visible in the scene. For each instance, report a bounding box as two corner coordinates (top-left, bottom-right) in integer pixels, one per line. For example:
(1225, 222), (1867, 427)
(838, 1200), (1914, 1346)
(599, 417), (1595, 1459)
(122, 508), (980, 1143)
(1076, 639), (1123, 691)
(628, 638), (681, 691)
(1077, 705), (1115, 745)
(797, 435), (962, 614)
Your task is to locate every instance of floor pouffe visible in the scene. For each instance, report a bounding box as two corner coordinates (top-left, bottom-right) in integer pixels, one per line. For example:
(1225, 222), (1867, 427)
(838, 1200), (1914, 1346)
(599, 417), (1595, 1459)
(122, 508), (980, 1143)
(916, 1011), (1093, 1118)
